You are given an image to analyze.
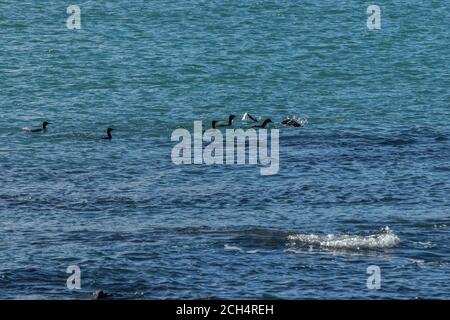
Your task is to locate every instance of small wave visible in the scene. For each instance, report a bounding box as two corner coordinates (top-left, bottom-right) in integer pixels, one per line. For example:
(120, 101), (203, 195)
(407, 258), (425, 265)
(224, 244), (259, 254)
(224, 244), (243, 252)
(287, 227), (400, 250)
(379, 138), (416, 146)
(415, 241), (435, 249)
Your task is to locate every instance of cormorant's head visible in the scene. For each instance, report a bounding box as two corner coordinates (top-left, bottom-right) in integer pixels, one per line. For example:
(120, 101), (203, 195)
(262, 119), (272, 127)
(43, 121), (51, 129)
(107, 128), (114, 133)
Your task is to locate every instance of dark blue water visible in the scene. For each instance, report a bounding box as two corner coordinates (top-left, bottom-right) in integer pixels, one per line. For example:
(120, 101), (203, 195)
(0, 1), (449, 299)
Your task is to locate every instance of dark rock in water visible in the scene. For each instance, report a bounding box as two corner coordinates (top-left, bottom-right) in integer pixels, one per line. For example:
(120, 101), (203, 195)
(92, 290), (113, 299)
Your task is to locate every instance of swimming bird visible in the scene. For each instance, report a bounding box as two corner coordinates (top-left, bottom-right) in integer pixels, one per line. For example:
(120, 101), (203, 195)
(213, 115), (236, 127)
(281, 116), (306, 128)
(92, 290), (113, 300)
(252, 118), (272, 128)
(242, 112), (258, 122)
(22, 121), (51, 133)
(102, 128), (114, 140)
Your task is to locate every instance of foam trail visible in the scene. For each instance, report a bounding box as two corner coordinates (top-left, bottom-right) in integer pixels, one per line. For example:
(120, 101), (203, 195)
(224, 244), (244, 252)
(287, 227), (400, 250)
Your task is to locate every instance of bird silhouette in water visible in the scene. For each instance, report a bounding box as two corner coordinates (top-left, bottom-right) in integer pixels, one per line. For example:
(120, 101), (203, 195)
(252, 118), (272, 128)
(212, 115), (236, 128)
(92, 290), (113, 300)
(102, 128), (114, 140)
(242, 112), (258, 123)
(281, 116), (306, 128)
(23, 121), (51, 133)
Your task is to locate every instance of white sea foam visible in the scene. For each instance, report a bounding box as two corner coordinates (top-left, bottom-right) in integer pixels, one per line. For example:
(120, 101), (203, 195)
(407, 258), (425, 264)
(287, 227), (400, 250)
(224, 244), (243, 252)
(281, 115), (308, 127)
(416, 241), (435, 249)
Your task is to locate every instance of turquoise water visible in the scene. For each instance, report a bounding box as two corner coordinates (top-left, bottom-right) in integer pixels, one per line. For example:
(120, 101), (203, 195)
(0, 1), (449, 299)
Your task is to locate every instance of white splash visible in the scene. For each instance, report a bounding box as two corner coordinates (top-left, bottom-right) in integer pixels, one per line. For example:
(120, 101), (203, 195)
(281, 115), (308, 128)
(224, 244), (243, 252)
(224, 245), (260, 254)
(287, 227), (400, 250)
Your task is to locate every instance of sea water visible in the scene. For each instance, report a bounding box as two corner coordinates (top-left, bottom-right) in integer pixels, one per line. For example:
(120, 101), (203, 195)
(0, 1), (449, 299)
